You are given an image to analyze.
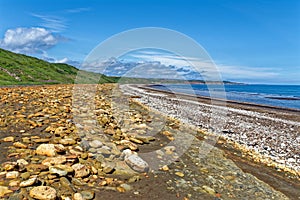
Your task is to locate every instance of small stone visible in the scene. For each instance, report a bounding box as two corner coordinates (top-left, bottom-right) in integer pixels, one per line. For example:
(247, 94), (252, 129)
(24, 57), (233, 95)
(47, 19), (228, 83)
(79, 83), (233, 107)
(89, 140), (103, 148)
(2, 162), (17, 171)
(202, 185), (216, 195)
(135, 136), (155, 143)
(20, 176), (37, 187)
(29, 186), (57, 200)
(287, 158), (296, 163)
(164, 146), (176, 154)
(72, 163), (90, 178)
(175, 172), (184, 177)
(60, 177), (74, 192)
(120, 140), (138, 151)
(42, 156), (67, 166)
(125, 154), (149, 173)
(55, 165), (74, 173)
(25, 164), (48, 172)
(9, 180), (20, 187)
(102, 162), (115, 174)
(0, 186), (13, 197)
(119, 183), (132, 191)
(20, 172), (31, 180)
(129, 137), (143, 144)
(36, 144), (65, 157)
(34, 138), (51, 143)
(72, 178), (86, 186)
(6, 171), (19, 179)
(161, 165), (169, 171)
(49, 166), (68, 176)
(13, 142), (28, 149)
(81, 190), (95, 200)
(3, 136), (14, 142)
(73, 193), (84, 200)
(17, 159), (29, 166)
(60, 138), (77, 145)
(81, 152), (89, 159)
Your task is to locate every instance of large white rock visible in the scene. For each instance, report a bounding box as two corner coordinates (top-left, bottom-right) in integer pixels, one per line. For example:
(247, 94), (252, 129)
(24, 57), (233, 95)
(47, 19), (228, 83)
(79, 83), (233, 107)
(125, 154), (149, 173)
(29, 186), (57, 200)
(36, 144), (65, 157)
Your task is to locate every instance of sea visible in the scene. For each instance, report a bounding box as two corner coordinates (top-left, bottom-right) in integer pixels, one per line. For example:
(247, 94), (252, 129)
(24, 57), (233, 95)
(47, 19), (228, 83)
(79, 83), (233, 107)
(149, 84), (300, 110)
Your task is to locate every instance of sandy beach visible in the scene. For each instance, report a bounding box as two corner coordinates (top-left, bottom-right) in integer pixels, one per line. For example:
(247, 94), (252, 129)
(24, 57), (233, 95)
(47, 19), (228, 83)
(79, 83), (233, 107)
(0, 84), (299, 199)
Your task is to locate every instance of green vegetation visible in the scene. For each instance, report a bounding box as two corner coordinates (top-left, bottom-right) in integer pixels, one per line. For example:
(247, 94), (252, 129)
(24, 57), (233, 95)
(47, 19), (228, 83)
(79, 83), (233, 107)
(0, 48), (117, 85)
(0, 48), (238, 86)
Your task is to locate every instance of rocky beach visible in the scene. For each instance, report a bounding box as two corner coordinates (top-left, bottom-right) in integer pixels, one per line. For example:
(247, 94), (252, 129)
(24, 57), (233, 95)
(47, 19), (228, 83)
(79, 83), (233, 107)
(0, 84), (299, 200)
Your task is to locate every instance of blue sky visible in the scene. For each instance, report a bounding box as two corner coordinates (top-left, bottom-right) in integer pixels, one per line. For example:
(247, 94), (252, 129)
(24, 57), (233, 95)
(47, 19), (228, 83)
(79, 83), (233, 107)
(0, 0), (299, 84)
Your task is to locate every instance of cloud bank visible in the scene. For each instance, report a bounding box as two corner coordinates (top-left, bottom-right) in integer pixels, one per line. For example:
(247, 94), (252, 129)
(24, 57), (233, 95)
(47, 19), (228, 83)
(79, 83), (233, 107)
(81, 49), (281, 82)
(0, 27), (63, 54)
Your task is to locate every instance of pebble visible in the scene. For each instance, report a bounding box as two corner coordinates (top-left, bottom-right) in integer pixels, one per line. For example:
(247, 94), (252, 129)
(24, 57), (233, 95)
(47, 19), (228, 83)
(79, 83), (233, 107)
(6, 171), (19, 179)
(125, 154), (149, 173)
(42, 156), (67, 166)
(13, 142), (28, 149)
(73, 193), (84, 200)
(29, 186), (57, 200)
(20, 176), (37, 187)
(36, 144), (65, 157)
(49, 166), (68, 176)
(89, 140), (103, 148)
(2, 162), (17, 171)
(175, 172), (185, 177)
(60, 138), (77, 145)
(72, 163), (90, 178)
(16, 159), (29, 166)
(202, 185), (216, 195)
(0, 186), (13, 197)
(20, 172), (31, 180)
(81, 190), (95, 200)
(3, 136), (14, 142)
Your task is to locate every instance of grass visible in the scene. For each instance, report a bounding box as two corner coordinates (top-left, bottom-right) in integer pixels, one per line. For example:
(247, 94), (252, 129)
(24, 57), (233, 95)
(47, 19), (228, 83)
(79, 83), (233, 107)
(0, 48), (118, 85)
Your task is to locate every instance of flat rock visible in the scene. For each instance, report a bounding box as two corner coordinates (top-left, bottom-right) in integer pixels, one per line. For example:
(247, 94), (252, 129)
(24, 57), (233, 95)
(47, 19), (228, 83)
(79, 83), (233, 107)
(20, 176), (37, 187)
(3, 136), (14, 142)
(72, 163), (90, 178)
(81, 190), (95, 200)
(60, 138), (77, 145)
(125, 154), (149, 173)
(89, 140), (103, 148)
(42, 156), (67, 166)
(29, 186), (57, 200)
(0, 186), (13, 197)
(49, 166), (68, 176)
(73, 193), (84, 200)
(36, 144), (65, 157)
(6, 171), (19, 179)
(13, 142), (28, 149)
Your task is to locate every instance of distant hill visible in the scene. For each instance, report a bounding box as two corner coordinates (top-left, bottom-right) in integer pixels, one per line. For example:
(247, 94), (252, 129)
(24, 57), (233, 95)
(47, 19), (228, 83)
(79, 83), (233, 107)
(0, 48), (118, 85)
(0, 48), (240, 86)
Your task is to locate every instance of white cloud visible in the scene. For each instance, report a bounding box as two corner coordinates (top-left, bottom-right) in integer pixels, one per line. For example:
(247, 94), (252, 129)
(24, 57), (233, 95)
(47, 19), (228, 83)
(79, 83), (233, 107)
(125, 50), (279, 81)
(54, 57), (69, 63)
(31, 14), (66, 32)
(0, 27), (62, 54)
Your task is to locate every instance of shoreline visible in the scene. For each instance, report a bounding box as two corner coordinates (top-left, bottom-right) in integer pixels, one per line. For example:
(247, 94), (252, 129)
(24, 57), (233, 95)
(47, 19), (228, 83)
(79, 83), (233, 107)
(144, 84), (300, 113)
(121, 84), (300, 175)
(0, 84), (298, 199)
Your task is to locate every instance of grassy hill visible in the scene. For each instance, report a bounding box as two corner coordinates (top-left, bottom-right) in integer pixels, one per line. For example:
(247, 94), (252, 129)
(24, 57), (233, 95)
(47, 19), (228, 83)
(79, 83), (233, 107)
(0, 48), (118, 85)
(0, 48), (237, 86)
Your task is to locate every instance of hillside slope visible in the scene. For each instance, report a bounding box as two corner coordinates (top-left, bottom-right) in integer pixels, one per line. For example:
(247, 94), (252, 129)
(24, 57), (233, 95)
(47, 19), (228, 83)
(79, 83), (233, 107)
(0, 48), (118, 85)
